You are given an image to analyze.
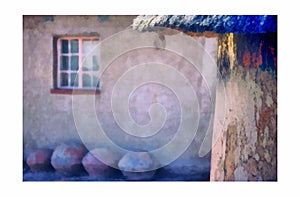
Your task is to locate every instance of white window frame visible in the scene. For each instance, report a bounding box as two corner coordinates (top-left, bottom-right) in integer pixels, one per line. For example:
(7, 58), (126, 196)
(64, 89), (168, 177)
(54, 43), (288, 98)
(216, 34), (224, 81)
(57, 36), (100, 90)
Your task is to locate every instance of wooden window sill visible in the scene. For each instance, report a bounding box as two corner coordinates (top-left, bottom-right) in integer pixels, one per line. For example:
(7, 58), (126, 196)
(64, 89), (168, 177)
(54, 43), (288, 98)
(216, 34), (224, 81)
(50, 89), (100, 95)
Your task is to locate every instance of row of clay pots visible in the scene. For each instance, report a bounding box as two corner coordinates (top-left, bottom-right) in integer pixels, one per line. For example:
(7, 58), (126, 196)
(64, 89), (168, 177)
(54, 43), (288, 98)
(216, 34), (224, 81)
(26, 142), (159, 180)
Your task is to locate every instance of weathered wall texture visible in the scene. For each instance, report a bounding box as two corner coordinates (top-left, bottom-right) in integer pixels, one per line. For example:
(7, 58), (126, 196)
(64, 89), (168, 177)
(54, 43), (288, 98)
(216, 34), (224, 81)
(210, 33), (277, 181)
(23, 16), (136, 156)
(23, 16), (218, 174)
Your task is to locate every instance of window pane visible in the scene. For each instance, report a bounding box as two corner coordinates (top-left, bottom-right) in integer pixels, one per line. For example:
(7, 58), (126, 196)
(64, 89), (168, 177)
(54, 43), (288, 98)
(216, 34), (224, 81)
(82, 56), (92, 71)
(60, 56), (69, 70)
(60, 73), (68, 86)
(71, 39), (79, 53)
(92, 55), (99, 71)
(93, 40), (100, 54)
(82, 40), (95, 54)
(92, 76), (100, 88)
(61, 40), (68, 53)
(70, 73), (78, 87)
(82, 74), (91, 87)
(71, 56), (79, 71)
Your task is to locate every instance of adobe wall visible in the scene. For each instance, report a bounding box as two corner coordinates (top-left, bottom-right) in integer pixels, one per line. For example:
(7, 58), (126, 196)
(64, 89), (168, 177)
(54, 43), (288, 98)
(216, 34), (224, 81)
(23, 15), (136, 155)
(23, 16), (218, 174)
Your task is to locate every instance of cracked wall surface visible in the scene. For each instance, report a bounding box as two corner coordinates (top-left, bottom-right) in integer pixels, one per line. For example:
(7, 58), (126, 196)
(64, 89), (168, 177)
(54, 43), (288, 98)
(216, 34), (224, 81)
(210, 33), (277, 181)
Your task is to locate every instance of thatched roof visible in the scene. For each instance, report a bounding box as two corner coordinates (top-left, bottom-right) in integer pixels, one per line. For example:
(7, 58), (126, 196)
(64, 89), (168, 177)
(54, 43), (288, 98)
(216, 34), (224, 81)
(132, 15), (277, 34)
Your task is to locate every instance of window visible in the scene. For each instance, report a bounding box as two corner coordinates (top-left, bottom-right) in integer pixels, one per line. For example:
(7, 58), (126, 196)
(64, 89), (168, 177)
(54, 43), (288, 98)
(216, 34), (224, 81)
(52, 36), (100, 94)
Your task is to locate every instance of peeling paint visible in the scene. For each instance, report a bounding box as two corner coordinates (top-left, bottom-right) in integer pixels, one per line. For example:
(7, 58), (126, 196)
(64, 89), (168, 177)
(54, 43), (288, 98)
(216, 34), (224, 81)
(223, 122), (238, 180)
(263, 126), (269, 148)
(210, 33), (277, 181)
(243, 47), (251, 67)
(254, 153), (260, 161)
(266, 95), (273, 107)
(227, 33), (236, 70)
(234, 166), (248, 181)
(264, 151), (271, 163)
